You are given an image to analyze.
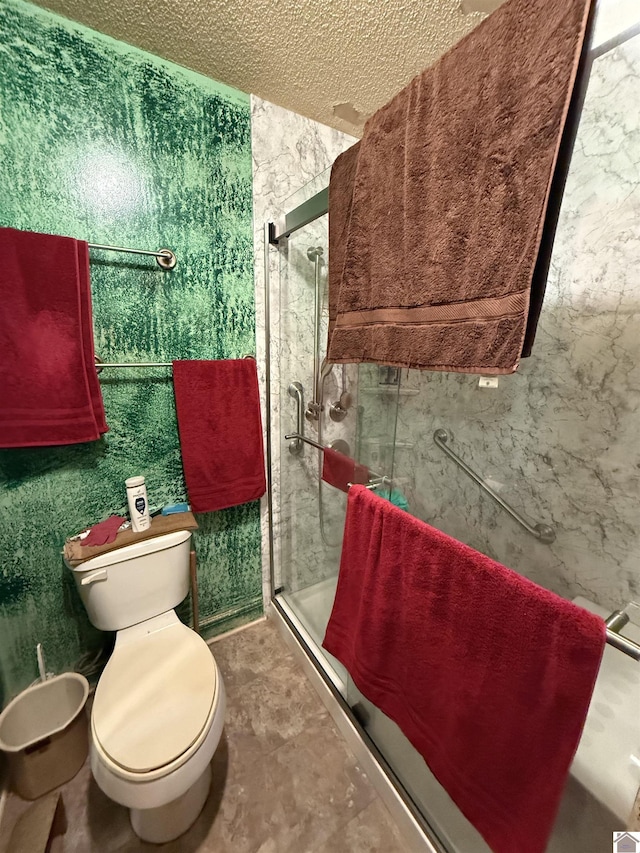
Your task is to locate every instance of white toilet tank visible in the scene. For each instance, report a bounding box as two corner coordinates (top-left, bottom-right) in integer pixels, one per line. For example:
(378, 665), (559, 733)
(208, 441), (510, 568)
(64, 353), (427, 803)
(66, 530), (192, 631)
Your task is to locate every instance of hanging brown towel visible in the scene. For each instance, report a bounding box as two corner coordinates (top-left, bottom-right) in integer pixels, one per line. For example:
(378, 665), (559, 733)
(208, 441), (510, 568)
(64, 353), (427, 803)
(328, 0), (594, 374)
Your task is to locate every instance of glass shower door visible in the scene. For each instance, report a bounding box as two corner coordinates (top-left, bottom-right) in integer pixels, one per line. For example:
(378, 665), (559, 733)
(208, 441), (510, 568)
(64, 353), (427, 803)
(273, 211), (401, 691)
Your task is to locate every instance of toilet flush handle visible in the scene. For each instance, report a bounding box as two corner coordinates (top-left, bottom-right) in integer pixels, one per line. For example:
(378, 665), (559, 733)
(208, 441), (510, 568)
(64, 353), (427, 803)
(80, 569), (108, 586)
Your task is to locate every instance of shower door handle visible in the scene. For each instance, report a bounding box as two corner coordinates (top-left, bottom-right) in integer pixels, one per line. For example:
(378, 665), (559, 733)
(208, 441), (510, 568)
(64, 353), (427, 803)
(288, 382), (304, 455)
(306, 246), (324, 421)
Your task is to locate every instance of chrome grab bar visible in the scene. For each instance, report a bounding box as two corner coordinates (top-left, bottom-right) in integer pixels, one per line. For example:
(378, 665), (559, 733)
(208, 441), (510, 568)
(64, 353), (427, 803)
(287, 383), (304, 455)
(305, 247), (324, 421)
(284, 432), (388, 490)
(433, 429), (556, 545)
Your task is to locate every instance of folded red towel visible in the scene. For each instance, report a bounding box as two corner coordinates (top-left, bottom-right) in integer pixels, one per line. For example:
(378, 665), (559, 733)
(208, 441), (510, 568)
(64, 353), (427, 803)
(172, 359), (266, 513)
(0, 228), (107, 447)
(82, 516), (125, 546)
(321, 447), (369, 493)
(323, 487), (606, 853)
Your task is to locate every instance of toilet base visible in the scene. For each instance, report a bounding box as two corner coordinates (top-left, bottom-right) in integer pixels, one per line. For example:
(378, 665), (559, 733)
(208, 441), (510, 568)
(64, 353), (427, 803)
(129, 763), (212, 843)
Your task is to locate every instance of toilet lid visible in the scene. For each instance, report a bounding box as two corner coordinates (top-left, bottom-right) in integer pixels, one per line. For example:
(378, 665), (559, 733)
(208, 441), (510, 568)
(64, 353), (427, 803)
(93, 623), (217, 773)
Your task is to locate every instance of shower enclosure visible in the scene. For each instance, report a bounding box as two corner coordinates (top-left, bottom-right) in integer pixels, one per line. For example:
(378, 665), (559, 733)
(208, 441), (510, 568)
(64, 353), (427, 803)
(264, 5), (640, 850)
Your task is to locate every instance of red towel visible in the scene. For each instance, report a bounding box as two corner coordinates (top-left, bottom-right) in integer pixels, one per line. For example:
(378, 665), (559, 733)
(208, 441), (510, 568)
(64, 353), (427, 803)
(323, 486), (606, 853)
(172, 359), (266, 513)
(0, 228), (107, 447)
(82, 516), (126, 546)
(321, 447), (369, 493)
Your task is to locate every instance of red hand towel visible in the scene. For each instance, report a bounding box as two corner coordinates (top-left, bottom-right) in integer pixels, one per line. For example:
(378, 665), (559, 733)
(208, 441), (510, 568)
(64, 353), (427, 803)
(172, 359), (266, 513)
(321, 447), (369, 493)
(0, 228), (107, 447)
(82, 515), (125, 546)
(323, 486), (606, 853)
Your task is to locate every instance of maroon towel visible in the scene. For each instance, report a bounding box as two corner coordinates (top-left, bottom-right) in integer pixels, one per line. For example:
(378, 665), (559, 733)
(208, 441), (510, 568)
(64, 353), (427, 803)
(0, 228), (107, 447)
(82, 516), (126, 546)
(323, 486), (605, 853)
(173, 359), (266, 513)
(322, 447), (369, 493)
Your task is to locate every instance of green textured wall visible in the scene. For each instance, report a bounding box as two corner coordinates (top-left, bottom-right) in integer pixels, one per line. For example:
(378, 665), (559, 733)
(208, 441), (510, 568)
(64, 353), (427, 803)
(0, 0), (261, 706)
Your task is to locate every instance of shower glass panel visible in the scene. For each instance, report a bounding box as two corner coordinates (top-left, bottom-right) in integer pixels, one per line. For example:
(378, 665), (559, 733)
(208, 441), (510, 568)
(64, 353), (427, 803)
(270, 3), (639, 849)
(275, 212), (401, 690)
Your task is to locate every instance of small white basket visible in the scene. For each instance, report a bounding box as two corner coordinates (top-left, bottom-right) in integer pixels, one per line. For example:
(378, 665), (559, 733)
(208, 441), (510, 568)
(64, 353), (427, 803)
(0, 672), (89, 800)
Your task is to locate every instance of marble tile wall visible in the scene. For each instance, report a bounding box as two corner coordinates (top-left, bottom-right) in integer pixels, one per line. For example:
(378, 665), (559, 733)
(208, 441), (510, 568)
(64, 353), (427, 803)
(390, 32), (640, 611)
(251, 96), (357, 604)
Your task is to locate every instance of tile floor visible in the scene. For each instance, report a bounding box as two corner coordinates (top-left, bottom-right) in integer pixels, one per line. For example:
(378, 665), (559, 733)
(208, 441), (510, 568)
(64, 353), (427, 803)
(0, 619), (411, 852)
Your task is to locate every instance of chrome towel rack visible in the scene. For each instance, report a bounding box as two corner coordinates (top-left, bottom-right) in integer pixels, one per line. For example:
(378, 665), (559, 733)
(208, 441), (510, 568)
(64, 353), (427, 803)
(284, 432), (389, 491)
(95, 361), (173, 371)
(433, 428), (556, 545)
(604, 609), (640, 661)
(289, 431), (639, 659)
(94, 354), (255, 372)
(88, 242), (176, 269)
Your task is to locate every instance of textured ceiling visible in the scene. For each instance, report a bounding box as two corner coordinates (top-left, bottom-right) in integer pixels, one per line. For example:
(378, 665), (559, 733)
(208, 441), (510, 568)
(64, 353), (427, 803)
(30, 0), (506, 135)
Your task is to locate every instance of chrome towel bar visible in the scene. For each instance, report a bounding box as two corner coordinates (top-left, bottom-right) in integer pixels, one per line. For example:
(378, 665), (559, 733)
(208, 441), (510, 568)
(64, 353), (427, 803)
(95, 361), (173, 369)
(284, 432), (388, 490)
(88, 242), (176, 269)
(288, 432), (638, 660)
(604, 610), (640, 661)
(94, 354), (255, 372)
(433, 428), (556, 544)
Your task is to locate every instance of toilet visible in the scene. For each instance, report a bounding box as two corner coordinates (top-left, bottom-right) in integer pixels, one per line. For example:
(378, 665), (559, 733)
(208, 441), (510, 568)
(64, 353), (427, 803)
(66, 529), (225, 843)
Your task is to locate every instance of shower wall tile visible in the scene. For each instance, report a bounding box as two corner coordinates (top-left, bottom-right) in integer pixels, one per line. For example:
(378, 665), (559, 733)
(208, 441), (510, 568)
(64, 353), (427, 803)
(0, 0), (259, 705)
(392, 36), (640, 611)
(251, 96), (356, 605)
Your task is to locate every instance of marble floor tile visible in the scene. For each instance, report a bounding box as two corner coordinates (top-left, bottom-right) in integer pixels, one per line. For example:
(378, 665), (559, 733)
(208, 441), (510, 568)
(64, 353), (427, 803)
(0, 619), (410, 853)
(223, 657), (329, 765)
(210, 618), (294, 691)
(312, 798), (413, 853)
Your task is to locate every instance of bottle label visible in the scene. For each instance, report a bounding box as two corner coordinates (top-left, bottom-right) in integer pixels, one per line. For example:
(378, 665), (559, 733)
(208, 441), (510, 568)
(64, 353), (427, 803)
(135, 497), (146, 515)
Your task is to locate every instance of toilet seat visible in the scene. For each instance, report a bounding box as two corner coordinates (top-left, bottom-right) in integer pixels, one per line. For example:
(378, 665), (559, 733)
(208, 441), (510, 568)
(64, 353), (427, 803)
(93, 622), (218, 776)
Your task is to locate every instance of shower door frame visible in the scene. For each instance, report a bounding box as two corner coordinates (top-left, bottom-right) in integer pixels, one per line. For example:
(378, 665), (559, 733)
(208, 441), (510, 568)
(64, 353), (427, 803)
(262, 205), (444, 853)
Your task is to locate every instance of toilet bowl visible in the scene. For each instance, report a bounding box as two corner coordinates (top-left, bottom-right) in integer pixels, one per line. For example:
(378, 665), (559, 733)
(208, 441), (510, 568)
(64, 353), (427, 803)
(66, 529), (225, 843)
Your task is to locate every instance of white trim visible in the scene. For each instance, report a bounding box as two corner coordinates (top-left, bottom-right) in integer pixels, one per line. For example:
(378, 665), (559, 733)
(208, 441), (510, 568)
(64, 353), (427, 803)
(0, 777), (8, 832)
(207, 616), (267, 645)
(268, 605), (441, 853)
(275, 594), (346, 694)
